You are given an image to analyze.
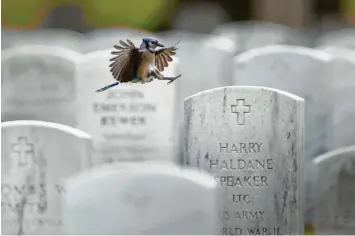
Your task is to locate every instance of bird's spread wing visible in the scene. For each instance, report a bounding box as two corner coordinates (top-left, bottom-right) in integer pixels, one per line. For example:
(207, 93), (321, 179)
(154, 41), (179, 72)
(109, 39), (139, 83)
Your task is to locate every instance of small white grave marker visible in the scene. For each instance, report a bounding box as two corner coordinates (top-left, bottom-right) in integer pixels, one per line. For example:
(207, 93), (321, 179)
(1, 45), (81, 126)
(1, 120), (92, 235)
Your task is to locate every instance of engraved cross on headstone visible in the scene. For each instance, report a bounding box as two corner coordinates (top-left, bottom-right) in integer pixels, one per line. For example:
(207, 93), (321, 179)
(231, 99), (251, 125)
(12, 137), (34, 167)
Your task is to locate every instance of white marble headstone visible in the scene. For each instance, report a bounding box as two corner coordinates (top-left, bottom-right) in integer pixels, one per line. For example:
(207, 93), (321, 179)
(234, 45), (332, 160)
(212, 21), (312, 54)
(1, 45), (81, 127)
(62, 161), (219, 235)
(1, 120), (92, 235)
(184, 86), (305, 235)
(76, 42), (180, 164)
(318, 46), (355, 150)
(1, 29), (83, 51)
(313, 146), (355, 235)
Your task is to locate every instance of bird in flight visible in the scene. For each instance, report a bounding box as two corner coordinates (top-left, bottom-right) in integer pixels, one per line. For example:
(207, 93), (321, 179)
(95, 37), (181, 92)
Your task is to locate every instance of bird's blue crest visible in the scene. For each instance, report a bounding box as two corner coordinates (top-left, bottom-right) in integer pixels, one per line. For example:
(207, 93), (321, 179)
(142, 37), (156, 43)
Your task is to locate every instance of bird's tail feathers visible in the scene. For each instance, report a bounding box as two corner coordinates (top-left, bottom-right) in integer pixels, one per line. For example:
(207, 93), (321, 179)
(171, 40), (180, 49)
(95, 81), (119, 92)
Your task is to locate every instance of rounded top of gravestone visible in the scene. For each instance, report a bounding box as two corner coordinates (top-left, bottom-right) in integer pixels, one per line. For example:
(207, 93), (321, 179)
(313, 145), (355, 165)
(184, 85), (304, 102)
(63, 161), (219, 235)
(2, 28), (83, 51)
(212, 21), (313, 53)
(234, 45), (333, 64)
(317, 46), (355, 63)
(1, 44), (82, 61)
(314, 28), (355, 48)
(78, 48), (112, 62)
(1, 120), (91, 139)
(65, 161), (217, 190)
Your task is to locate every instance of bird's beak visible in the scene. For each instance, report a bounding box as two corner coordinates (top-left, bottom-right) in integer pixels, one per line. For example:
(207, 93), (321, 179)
(156, 42), (164, 47)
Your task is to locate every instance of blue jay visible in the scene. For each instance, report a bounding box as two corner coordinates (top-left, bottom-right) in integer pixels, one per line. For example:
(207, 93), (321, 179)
(95, 37), (181, 92)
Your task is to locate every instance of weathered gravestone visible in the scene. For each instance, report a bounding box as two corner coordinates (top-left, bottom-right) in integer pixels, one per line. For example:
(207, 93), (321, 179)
(233, 45), (332, 161)
(312, 145), (355, 235)
(1, 29), (84, 51)
(1, 120), (92, 235)
(317, 46), (355, 150)
(212, 21), (313, 55)
(82, 28), (155, 53)
(76, 44), (180, 165)
(62, 161), (220, 235)
(184, 86), (305, 235)
(1, 45), (81, 126)
(158, 31), (236, 163)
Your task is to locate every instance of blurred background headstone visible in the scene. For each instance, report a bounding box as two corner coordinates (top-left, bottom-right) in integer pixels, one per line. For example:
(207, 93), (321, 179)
(171, 1), (231, 33)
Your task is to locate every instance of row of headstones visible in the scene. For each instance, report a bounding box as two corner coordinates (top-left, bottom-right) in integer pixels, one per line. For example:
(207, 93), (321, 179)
(1, 31), (238, 165)
(2, 35), (355, 164)
(3, 21), (355, 52)
(2, 27), (355, 233)
(212, 21), (355, 53)
(1, 118), (218, 235)
(2, 85), (355, 234)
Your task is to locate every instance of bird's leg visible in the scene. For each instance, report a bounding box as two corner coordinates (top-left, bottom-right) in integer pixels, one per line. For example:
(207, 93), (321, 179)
(151, 69), (182, 84)
(164, 74), (182, 84)
(141, 76), (155, 84)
